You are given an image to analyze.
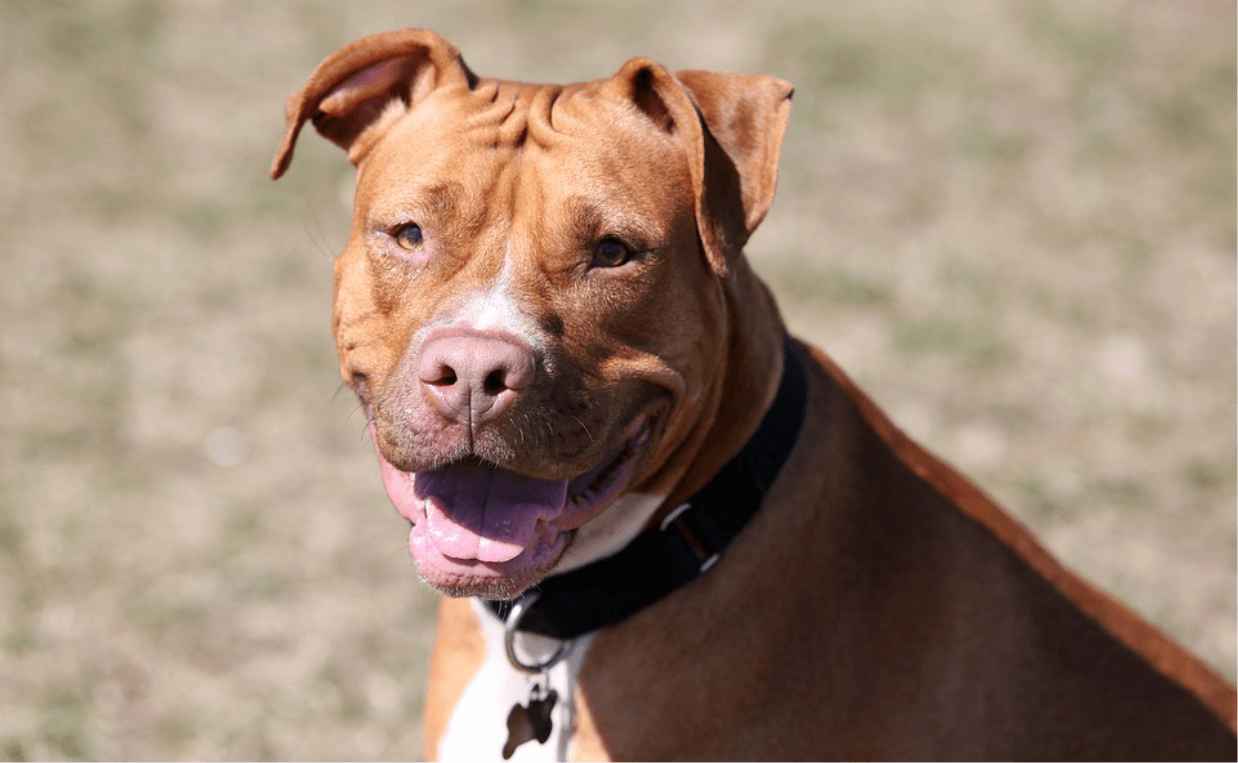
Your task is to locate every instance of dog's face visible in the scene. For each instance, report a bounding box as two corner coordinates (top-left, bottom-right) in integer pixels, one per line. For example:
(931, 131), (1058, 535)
(273, 30), (792, 598)
(340, 75), (724, 598)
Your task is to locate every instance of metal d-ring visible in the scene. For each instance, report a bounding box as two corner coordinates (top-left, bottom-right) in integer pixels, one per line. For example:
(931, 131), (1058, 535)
(503, 592), (571, 674)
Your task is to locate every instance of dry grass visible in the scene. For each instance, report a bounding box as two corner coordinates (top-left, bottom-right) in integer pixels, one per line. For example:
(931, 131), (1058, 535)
(0, 1), (1233, 759)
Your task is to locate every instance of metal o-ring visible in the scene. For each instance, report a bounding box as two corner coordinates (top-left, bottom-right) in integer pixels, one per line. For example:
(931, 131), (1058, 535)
(503, 592), (571, 674)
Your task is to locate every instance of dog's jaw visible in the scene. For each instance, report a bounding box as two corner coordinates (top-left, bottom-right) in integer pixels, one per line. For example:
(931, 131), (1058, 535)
(372, 417), (654, 599)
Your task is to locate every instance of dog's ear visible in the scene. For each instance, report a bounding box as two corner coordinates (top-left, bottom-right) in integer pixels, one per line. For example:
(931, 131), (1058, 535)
(676, 69), (794, 256)
(607, 59), (793, 276)
(271, 29), (476, 180)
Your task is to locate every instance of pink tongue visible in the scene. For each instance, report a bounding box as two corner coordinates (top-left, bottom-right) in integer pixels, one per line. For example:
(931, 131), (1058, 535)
(414, 462), (569, 563)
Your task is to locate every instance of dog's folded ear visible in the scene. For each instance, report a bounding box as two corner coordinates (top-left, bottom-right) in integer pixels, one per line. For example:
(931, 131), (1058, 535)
(607, 59), (793, 276)
(271, 29), (476, 180)
(676, 70), (794, 253)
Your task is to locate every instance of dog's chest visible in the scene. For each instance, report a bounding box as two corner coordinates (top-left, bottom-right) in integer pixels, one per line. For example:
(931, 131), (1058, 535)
(437, 599), (592, 762)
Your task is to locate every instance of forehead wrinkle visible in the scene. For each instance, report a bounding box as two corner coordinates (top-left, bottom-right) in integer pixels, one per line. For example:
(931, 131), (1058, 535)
(526, 84), (569, 148)
(463, 80), (514, 126)
(463, 79), (546, 151)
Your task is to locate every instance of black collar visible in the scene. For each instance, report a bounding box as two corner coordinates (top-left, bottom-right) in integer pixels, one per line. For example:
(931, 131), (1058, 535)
(484, 335), (809, 641)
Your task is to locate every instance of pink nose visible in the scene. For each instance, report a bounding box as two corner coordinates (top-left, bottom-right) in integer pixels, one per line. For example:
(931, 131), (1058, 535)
(416, 331), (535, 424)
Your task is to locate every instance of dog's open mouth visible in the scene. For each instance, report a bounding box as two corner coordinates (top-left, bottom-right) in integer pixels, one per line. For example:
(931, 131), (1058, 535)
(372, 416), (651, 596)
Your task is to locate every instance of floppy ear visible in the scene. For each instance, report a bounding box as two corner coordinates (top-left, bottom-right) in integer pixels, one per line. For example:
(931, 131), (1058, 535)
(605, 58), (793, 276)
(271, 28), (476, 179)
(676, 69), (794, 252)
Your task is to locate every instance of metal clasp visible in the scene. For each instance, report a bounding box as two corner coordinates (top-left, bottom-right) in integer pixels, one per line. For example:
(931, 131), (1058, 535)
(503, 592), (572, 674)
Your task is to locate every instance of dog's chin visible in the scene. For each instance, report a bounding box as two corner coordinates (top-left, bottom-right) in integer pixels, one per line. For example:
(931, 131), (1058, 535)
(374, 416), (653, 599)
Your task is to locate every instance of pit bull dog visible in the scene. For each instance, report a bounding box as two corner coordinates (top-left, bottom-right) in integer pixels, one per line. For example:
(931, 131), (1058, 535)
(272, 29), (1237, 761)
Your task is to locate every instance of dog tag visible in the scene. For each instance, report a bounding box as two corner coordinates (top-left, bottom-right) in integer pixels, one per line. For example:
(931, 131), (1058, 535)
(502, 682), (558, 760)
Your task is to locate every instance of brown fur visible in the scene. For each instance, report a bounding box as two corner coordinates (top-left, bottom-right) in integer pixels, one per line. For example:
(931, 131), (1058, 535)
(273, 29), (1236, 761)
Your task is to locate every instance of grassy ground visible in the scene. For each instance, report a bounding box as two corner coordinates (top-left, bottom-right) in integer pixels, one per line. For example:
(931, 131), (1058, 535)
(1, 1), (1233, 759)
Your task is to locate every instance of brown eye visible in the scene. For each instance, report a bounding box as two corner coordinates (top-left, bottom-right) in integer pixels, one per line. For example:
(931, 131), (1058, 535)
(394, 223), (424, 251)
(592, 236), (631, 268)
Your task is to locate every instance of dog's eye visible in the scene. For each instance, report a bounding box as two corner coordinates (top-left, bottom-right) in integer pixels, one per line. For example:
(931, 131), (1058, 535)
(394, 223), (424, 251)
(592, 237), (632, 268)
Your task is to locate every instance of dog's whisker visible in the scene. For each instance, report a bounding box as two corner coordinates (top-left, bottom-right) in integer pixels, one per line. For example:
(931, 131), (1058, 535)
(571, 415), (594, 443)
(298, 207), (337, 264)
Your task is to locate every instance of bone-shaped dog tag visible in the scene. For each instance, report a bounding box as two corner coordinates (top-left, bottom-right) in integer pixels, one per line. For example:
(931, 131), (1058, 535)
(502, 684), (558, 760)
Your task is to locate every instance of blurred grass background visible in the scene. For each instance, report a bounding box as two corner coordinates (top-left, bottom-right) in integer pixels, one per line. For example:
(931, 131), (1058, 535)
(0, 1), (1233, 759)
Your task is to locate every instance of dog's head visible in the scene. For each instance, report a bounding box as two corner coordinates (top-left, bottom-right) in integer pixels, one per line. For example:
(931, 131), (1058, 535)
(273, 29), (792, 599)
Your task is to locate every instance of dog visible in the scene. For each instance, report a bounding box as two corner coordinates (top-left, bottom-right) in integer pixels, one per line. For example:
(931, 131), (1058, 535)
(272, 29), (1236, 761)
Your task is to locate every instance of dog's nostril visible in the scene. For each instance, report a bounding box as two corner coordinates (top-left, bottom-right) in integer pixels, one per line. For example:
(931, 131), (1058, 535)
(483, 369), (508, 395)
(425, 364), (458, 386)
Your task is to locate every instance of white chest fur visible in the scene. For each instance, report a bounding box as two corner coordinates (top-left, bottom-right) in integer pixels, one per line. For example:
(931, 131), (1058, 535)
(436, 600), (594, 762)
